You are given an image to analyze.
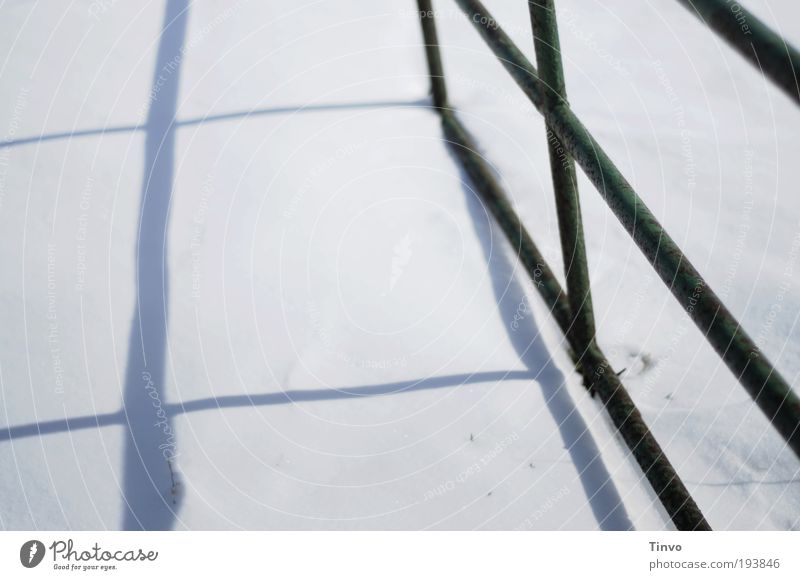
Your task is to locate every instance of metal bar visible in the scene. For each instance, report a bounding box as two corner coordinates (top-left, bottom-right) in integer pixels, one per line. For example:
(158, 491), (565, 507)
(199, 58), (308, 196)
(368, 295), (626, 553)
(442, 107), (711, 530)
(416, 0), (449, 109)
(675, 0), (800, 105)
(452, 0), (800, 459)
(415, 1), (570, 348)
(414, 0), (710, 530)
(528, 0), (598, 369)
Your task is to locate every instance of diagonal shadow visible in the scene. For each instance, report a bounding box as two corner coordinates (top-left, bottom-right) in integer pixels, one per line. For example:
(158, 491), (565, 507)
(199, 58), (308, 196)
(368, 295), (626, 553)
(453, 144), (634, 530)
(0, 371), (533, 442)
(120, 0), (189, 531)
(179, 98), (427, 127)
(0, 99), (426, 149)
(0, 124), (142, 149)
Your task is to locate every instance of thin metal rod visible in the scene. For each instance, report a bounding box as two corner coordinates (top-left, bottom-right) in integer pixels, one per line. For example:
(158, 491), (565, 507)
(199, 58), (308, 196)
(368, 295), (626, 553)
(528, 0), (597, 368)
(452, 0), (800, 461)
(416, 0), (449, 109)
(442, 107), (711, 530)
(415, 0), (710, 530)
(676, 0), (800, 105)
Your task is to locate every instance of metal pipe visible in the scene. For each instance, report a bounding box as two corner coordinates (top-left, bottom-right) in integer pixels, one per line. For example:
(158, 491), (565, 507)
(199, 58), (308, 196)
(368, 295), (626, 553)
(416, 0), (449, 109)
(675, 0), (800, 105)
(452, 0), (800, 459)
(528, 0), (598, 368)
(442, 107), (711, 530)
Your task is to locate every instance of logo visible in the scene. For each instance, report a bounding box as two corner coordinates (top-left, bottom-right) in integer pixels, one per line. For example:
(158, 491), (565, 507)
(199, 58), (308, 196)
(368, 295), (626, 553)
(20, 540), (46, 568)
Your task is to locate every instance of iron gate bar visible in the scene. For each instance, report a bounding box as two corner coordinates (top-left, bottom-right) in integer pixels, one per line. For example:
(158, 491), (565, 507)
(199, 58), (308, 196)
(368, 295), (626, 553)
(675, 0), (800, 105)
(417, 0), (449, 108)
(450, 0), (800, 460)
(417, 3), (711, 530)
(441, 107), (711, 530)
(528, 0), (598, 370)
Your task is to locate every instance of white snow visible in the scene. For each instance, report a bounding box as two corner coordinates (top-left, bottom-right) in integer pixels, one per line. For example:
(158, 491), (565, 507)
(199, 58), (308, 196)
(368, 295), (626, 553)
(0, 0), (798, 530)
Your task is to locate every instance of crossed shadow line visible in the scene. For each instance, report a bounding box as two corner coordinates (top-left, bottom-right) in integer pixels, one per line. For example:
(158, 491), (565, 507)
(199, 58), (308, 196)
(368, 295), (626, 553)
(0, 370), (534, 443)
(0, 99), (427, 149)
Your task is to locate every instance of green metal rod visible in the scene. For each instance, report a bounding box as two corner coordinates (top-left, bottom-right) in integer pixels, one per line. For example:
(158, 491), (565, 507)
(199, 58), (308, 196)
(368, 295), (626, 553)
(412, 0), (710, 529)
(528, 0), (598, 372)
(453, 0), (800, 459)
(416, 0), (567, 325)
(676, 0), (800, 105)
(416, 0), (449, 109)
(443, 107), (711, 529)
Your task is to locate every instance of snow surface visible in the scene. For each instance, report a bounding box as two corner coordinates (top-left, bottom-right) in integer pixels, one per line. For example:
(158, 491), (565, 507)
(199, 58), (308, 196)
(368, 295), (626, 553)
(0, 0), (799, 530)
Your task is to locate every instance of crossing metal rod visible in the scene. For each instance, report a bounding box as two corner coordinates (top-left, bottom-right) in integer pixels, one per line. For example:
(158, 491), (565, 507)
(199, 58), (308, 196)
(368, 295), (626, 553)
(441, 111), (573, 333)
(528, 0), (598, 368)
(452, 0), (800, 461)
(675, 0), (800, 105)
(416, 4), (711, 530)
(416, 0), (449, 108)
